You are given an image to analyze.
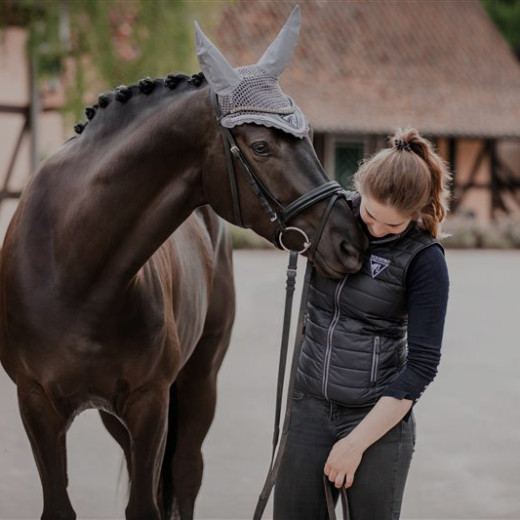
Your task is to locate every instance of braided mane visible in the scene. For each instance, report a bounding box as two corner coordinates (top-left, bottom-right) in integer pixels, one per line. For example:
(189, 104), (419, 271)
(73, 72), (206, 134)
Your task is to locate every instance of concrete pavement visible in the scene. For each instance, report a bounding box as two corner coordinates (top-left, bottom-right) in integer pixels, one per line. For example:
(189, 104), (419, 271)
(1, 249), (519, 519)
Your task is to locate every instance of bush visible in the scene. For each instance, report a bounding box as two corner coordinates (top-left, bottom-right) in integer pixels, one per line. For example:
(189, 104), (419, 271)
(230, 224), (275, 249)
(441, 216), (480, 248)
(229, 215), (520, 250)
(501, 215), (520, 248)
(441, 214), (520, 249)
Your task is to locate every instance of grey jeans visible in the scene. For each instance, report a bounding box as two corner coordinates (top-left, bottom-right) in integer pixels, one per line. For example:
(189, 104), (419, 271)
(273, 389), (415, 520)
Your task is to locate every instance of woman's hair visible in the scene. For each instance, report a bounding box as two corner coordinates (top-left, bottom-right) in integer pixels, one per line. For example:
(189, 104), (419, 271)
(353, 128), (452, 238)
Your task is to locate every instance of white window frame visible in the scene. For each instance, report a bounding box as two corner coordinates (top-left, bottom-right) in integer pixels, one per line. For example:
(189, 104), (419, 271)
(324, 134), (371, 184)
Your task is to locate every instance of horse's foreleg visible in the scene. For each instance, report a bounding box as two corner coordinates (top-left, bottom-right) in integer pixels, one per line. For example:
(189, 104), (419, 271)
(172, 372), (217, 520)
(171, 328), (230, 520)
(123, 386), (169, 520)
(17, 380), (76, 520)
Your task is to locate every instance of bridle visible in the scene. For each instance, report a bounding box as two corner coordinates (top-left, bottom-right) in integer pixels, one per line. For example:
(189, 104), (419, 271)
(211, 90), (347, 257)
(212, 89), (352, 520)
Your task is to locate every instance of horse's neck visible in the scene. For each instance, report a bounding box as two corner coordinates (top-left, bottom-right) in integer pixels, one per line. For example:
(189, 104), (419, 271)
(41, 87), (215, 300)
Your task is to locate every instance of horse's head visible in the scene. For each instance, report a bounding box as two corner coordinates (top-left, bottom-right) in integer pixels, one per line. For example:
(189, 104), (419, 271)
(196, 6), (368, 278)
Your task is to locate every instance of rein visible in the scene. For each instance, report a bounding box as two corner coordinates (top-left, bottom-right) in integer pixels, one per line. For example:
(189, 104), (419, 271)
(211, 89), (350, 519)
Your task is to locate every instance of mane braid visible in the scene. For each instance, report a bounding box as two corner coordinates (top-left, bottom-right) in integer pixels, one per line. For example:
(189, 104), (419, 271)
(73, 72), (206, 135)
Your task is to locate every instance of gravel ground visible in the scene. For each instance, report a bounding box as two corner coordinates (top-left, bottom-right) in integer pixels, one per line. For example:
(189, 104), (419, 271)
(1, 249), (519, 520)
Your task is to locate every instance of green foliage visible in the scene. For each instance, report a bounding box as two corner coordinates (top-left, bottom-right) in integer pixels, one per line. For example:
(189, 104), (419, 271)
(1, 0), (229, 118)
(230, 224), (275, 250)
(481, 0), (520, 54)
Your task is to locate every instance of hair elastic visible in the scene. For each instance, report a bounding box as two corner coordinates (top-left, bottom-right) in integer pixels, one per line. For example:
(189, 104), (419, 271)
(394, 139), (412, 152)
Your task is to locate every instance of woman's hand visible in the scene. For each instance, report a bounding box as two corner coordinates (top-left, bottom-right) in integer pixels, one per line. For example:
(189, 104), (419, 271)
(323, 396), (414, 489)
(324, 436), (364, 489)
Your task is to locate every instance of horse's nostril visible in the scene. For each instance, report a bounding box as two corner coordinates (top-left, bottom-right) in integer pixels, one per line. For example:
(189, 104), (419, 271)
(341, 241), (357, 257)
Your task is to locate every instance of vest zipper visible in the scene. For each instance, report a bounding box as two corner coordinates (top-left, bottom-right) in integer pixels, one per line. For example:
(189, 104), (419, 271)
(322, 275), (348, 399)
(370, 335), (381, 385)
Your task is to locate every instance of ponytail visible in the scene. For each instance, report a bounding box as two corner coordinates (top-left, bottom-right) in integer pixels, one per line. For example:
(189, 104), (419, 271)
(354, 128), (452, 238)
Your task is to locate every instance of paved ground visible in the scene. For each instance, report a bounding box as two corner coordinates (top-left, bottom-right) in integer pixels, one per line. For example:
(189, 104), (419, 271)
(1, 249), (519, 519)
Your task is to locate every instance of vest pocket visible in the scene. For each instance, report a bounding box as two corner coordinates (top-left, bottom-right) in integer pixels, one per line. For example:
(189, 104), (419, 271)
(370, 336), (381, 385)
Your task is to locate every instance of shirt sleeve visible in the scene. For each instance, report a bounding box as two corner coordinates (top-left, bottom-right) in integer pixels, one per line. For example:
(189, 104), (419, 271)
(382, 244), (450, 403)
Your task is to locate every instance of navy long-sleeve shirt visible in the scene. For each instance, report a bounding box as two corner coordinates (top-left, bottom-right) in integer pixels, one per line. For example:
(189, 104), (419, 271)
(382, 243), (449, 401)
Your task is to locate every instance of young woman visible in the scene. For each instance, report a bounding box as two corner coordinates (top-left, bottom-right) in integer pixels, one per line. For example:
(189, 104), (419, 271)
(273, 128), (451, 520)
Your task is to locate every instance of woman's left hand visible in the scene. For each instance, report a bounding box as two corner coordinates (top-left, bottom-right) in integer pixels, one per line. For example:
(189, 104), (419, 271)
(324, 436), (364, 489)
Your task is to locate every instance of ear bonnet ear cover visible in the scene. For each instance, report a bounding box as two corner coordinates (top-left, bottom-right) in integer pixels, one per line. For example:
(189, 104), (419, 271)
(195, 5), (309, 139)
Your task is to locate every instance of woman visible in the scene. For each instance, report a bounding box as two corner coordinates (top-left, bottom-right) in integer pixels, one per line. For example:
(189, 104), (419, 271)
(273, 128), (451, 520)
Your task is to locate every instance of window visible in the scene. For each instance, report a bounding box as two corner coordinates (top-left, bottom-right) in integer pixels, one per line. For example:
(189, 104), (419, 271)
(334, 141), (364, 190)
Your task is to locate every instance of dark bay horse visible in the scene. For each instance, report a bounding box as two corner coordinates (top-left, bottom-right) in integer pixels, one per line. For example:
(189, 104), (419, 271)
(0, 10), (367, 520)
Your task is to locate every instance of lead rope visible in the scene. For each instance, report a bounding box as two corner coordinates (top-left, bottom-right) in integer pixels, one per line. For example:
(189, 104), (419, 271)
(253, 193), (343, 520)
(252, 255), (312, 520)
(324, 474), (351, 520)
(271, 250), (298, 452)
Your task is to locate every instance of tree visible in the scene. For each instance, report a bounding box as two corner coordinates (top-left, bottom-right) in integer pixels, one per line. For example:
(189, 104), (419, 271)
(481, 0), (520, 60)
(0, 0), (228, 118)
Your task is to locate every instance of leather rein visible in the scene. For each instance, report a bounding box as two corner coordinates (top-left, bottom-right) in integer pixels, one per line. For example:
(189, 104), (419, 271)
(211, 90), (350, 520)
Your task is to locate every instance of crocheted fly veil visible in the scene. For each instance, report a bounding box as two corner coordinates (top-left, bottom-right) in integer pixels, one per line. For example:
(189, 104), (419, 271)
(194, 5), (309, 139)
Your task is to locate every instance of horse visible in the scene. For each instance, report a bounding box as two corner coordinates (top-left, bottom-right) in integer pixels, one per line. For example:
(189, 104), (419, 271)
(0, 8), (367, 520)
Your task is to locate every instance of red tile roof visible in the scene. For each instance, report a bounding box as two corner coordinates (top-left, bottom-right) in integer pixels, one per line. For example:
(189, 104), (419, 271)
(216, 1), (520, 139)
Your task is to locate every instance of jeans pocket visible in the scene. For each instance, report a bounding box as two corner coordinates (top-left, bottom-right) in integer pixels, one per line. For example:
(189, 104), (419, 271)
(401, 411), (416, 446)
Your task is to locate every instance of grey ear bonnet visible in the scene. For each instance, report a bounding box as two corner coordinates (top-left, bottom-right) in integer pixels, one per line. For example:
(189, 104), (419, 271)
(194, 5), (309, 139)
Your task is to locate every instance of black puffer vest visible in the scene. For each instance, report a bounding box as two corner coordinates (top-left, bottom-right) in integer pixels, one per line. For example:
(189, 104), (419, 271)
(295, 192), (441, 406)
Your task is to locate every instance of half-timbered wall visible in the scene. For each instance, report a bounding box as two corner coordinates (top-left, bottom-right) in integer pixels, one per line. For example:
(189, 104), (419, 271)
(318, 134), (520, 223)
(0, 27), (64, 243)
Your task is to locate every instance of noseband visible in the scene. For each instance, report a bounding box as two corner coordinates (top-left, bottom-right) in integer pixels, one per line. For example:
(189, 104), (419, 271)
(211, 91), (346, 256)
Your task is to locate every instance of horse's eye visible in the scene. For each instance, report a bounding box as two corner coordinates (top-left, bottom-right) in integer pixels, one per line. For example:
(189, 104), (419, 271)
(251, 141), (270, 156)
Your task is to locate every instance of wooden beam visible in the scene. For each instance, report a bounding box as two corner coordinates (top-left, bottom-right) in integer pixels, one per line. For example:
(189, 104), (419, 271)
(29, 50), (40, 174)
(452, 140), (489, 212)
(448, 137), (457, 202)
(0, 191), (23, 200)
(496, 156), (519, 181)
(0, 105), (59, 114)
(490, 139), (507, 218)
(0, 105), (29, 115)
(3, 118), (29, 191)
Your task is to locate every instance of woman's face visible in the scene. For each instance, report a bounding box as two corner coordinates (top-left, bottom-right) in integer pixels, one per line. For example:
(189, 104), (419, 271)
(360, 194), (412, 238)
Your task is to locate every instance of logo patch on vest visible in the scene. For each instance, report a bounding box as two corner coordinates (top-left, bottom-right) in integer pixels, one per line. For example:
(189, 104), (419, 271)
(370, 255), (391, 278)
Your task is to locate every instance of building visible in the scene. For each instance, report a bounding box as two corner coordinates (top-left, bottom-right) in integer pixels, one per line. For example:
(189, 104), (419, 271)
(0, 25), (64, 241)
(217, 0), (520, 221)
(2, 0), (520, 244)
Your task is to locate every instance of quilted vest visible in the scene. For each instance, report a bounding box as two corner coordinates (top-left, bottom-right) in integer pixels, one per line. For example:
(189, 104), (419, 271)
(295, 192), (441, 406)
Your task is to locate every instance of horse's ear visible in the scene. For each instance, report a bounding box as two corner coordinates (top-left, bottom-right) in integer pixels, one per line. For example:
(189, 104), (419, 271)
(257, 4), (301, 79)
(194, 22), (241, 96)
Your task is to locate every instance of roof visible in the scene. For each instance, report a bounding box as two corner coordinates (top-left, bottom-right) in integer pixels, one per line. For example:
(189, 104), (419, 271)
(216, 1), (520, 139)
